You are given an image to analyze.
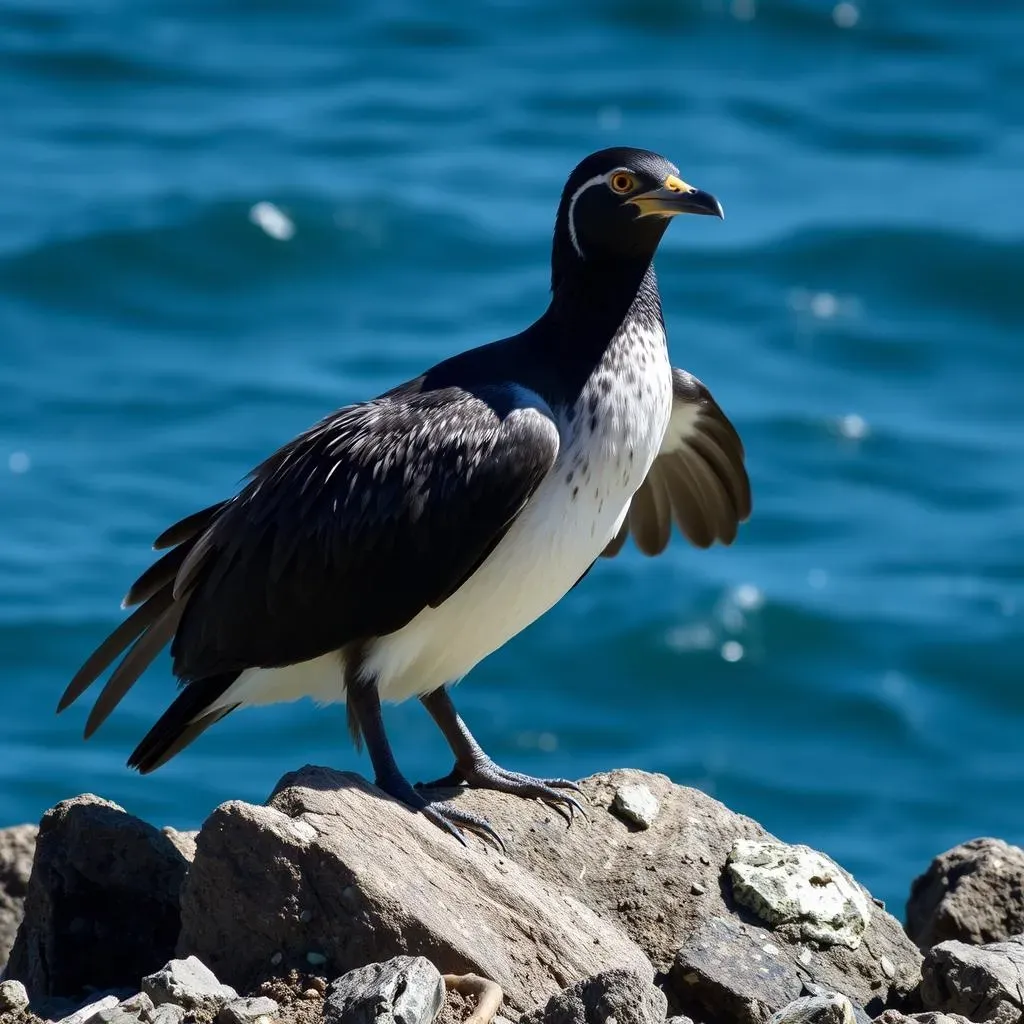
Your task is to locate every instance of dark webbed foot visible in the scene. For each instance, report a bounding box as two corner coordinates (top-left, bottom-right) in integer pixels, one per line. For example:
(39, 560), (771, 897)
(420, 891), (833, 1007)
(420, 756), (587, 825)
(374, 767), (506, 853)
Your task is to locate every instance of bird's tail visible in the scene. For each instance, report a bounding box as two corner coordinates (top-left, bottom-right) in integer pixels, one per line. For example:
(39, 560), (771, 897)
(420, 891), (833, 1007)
(57, 500), (232, 762)
(127, 673), (239, 773)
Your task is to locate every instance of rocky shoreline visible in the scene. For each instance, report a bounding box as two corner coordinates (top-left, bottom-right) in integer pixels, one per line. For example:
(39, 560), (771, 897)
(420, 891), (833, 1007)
(0, 767), (1021, 1024)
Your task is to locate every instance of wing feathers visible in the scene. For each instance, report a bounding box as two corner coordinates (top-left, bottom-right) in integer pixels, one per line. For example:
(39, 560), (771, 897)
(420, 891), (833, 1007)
(603, 367), (750, 558)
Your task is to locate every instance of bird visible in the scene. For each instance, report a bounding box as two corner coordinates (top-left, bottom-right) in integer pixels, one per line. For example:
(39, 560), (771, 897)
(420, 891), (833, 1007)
(59, 146), (751, 847)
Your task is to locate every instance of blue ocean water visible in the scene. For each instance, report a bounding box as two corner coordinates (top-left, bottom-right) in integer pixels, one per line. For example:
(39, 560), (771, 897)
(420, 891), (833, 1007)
(1, 0), (1021, 914)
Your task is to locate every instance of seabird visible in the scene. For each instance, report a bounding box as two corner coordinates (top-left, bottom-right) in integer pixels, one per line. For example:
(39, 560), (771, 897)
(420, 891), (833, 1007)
(59, 147), (751, 846)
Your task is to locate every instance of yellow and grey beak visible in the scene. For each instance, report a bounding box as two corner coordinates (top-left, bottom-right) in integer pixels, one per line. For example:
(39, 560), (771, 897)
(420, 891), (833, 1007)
(629, 174), (724, 219)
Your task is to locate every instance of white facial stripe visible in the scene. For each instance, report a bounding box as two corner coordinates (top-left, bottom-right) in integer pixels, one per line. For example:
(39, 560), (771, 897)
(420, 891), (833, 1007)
(565, 172), (611, 260)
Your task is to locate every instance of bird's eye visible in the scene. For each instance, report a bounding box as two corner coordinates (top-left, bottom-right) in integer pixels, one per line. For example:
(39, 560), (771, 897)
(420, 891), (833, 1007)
(609, 172), (637, 195)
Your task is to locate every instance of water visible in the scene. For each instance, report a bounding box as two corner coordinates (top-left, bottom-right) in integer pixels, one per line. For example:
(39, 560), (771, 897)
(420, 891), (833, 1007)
(2, 0), (1021, 915)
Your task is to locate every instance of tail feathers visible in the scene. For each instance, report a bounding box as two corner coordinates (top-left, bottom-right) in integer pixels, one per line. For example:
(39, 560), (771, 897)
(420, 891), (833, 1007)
(60, 500), (225, 734)
(128, 674), (239, 774)
(58, 585), (174, 713)
(83, 601), (185, 739)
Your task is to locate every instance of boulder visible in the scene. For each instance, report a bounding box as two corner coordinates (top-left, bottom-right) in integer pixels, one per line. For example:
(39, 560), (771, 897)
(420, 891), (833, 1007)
(322, 957), (444, 1024)
(920, 936), (1024, 1023)
(518, 968), (667, 1024)
(906, 839), (1024, 951)
(0, 824), (37, 971)
(177, 768), (653, 1013)
(6, 795), (191, 999)
(450, 768), (922, 1022)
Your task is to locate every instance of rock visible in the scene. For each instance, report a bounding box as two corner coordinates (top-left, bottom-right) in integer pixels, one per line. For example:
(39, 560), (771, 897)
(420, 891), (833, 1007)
(0, 979), (30, 1012)
(218, 996), (280, 1024)
(874, 1013), (975, 1024)
(322, 957), (444, 1024)
(611, 784), (660, 830)
(89, 1008), (148, 1024)
(0, 824), (37, 972)
(728, 840), (872, 950)
(6, 795), (191, 1000)
(920, 936), (1024, 1023)
(177, 768), (654, 1012)
(906, 839), (1024, 951)
(55, 994), (120, 1024)
(118, 992), (155, 1019)
(150, 1006), (187, 1024)
(447, 769), (921, 1022)
(667, 1018), (697, 1024)
(768, 993), (857, 1023)
(143, 956), (238, 1013)
(519, 968), (668, 1024)
(162, 828), (199, 863)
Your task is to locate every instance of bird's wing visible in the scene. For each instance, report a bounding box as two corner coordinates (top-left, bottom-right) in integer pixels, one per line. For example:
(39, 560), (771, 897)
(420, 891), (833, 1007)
(61, 381), (559, 724)
(603, 368), (750, 557)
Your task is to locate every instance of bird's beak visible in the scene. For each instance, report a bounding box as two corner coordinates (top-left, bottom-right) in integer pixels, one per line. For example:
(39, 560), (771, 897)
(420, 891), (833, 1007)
(629, 174), (724, 220)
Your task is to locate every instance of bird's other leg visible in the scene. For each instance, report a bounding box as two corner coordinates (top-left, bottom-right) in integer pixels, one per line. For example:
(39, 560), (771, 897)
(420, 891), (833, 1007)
(418, 687), (586, 825)
(344, 670), (504, 851)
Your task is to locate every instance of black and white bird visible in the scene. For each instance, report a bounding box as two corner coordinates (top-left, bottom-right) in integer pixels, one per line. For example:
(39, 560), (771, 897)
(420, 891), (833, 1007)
(59, 147), (751, 845)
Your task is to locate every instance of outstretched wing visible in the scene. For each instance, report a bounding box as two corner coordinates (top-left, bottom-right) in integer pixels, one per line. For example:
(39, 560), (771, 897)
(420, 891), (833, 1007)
(603, 368), (750, 557)
(60, 380), (560, 731)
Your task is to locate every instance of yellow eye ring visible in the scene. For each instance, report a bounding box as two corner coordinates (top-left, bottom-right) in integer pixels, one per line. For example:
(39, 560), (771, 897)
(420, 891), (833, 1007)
(609, 171), (636, 194)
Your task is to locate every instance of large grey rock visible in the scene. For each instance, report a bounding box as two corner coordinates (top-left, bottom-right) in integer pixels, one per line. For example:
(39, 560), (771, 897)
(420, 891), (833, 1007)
(142, 956), (238, 1013)
(906, 839), (1024, 951)
(921, 936), (1024, 1023)
(519, 969), (668, 1024)
(322, 957), (444, 1024)
(0, 824), (37, 972)
(177, 768), (654, 1013)
(6, 795), (190, 1000)
(449, 769), (921, 1022)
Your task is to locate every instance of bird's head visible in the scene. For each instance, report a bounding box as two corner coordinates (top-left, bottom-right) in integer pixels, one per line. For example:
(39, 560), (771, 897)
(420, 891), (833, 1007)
(552, 147), (723, 280)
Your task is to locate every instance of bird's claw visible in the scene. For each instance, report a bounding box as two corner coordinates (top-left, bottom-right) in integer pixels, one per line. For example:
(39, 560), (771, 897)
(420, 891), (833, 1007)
(419, 758), (588, 827)
(375, 772), (506, 853)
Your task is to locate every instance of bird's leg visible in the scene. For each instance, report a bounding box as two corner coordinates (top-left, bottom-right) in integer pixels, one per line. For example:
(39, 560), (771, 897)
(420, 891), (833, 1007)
(418, 688), (586, 824)
(344, 676), (504, 851)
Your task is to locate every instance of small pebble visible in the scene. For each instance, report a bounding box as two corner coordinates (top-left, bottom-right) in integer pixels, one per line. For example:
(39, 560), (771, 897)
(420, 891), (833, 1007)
(299, 908), (313, 923)
(269, 952), (283, 966)
(218, 996), (280, 1024)
(302, 989), (321, 1001)
(306, 951), (327, 966)
(151, 1006), (186, 1024)
(118, 993), (154, 1017)
(699, 855), (711, 866)
(798, 948), (813, 966)
(0, 980), (29, 1012)
(880, 955), (896, 979)
(610, 783), (660, 829)
(690, 882), (705, 895)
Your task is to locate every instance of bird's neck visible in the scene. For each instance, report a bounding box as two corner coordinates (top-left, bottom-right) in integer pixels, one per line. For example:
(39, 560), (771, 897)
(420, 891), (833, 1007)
(547, 257), (663, 348)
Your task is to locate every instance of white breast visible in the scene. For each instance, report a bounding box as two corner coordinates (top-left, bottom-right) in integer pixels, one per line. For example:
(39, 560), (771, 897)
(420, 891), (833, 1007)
(366, 321), (673, 702)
